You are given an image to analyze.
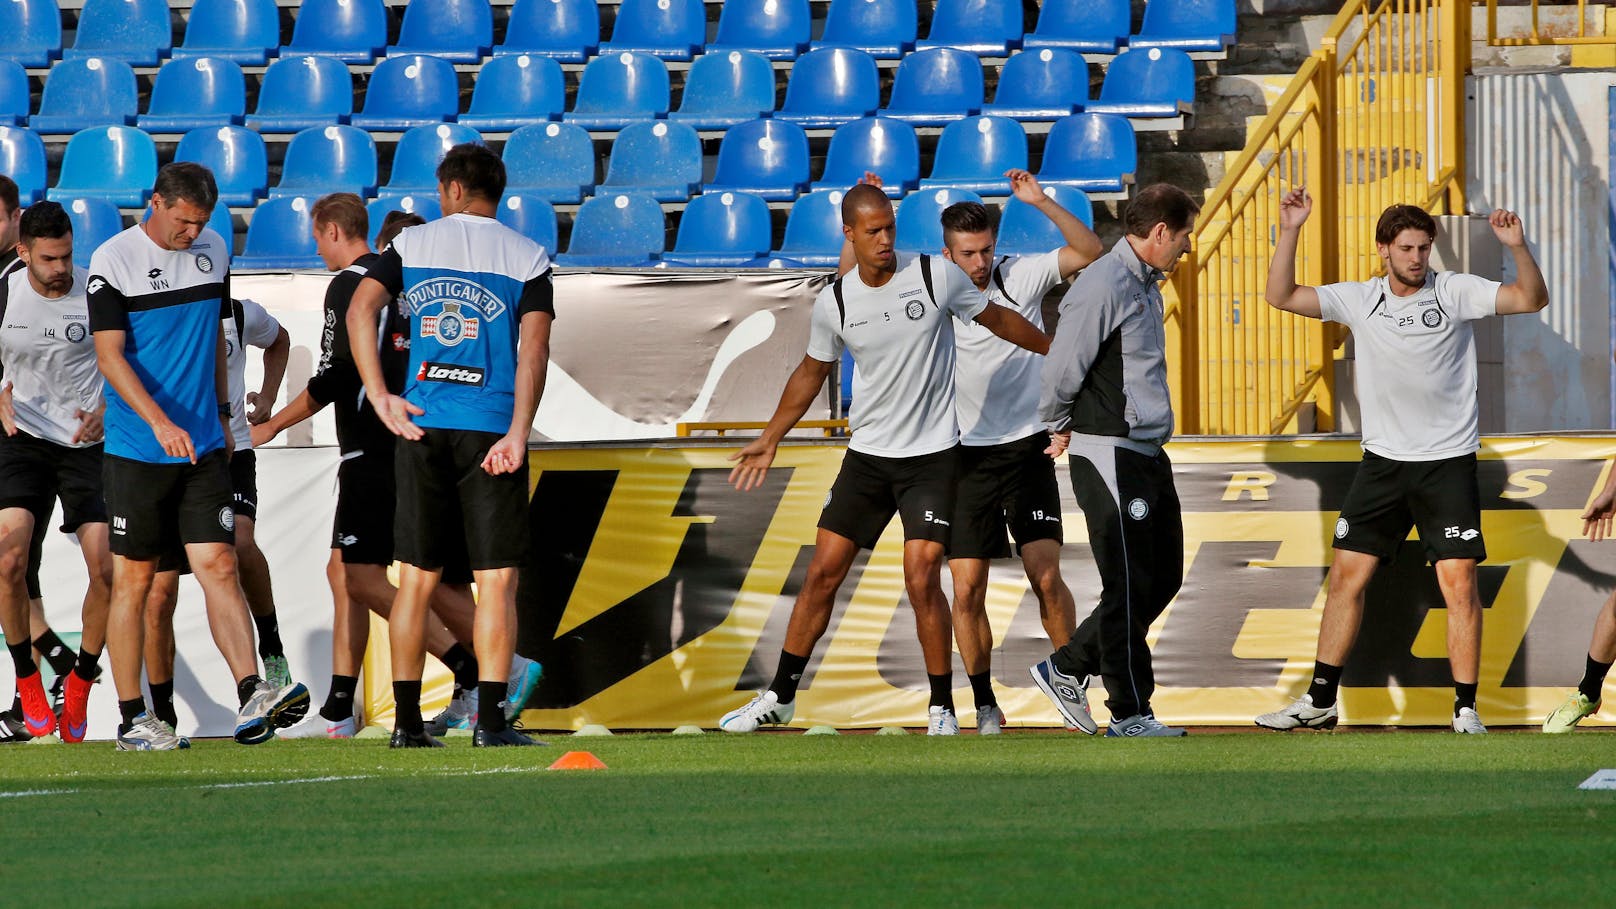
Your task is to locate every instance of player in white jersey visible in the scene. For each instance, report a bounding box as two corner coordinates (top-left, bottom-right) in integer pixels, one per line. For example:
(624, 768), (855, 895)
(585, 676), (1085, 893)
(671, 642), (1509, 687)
(719, 184), (1050, 735)
(0, 201), (114, 743)
(1257, 192), (1548, 734)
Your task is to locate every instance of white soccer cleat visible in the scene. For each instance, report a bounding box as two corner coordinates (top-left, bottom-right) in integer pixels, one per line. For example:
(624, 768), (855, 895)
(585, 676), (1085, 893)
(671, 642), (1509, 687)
(1452, 707), (1488, 734)
(927, 705), (960, 736)
(718, 691), (794, 733)
(1255, 694), (1339, 731)
(976, 704), (1005, 735)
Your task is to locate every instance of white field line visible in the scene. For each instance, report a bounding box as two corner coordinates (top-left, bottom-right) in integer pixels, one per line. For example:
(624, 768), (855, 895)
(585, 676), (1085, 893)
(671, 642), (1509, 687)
(0, 765), (542, 799)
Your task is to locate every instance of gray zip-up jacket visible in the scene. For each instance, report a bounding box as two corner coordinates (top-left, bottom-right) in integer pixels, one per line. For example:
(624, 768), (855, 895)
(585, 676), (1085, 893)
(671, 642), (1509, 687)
(1038, 238), (1175, 448)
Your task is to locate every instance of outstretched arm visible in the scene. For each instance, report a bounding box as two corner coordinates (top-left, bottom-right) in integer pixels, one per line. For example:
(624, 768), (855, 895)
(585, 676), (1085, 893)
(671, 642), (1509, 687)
(1264, 187), (1323, 319)
(728, 355), (834, 491)
(973, 301), (1050, 355)
(1487, 210), (1549, 315)
(248, 325), (291, 424)
(1006, 169), (1103, 279)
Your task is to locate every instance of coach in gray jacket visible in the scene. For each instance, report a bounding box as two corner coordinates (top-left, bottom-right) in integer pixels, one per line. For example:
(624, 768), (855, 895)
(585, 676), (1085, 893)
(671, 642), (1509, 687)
(1027, 183), (1200, 738)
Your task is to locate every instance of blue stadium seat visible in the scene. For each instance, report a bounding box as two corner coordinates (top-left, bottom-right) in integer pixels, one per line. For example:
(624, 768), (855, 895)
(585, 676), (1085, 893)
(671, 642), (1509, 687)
(495, 0), (599, 63)
(138, 58), (247, 132)
(662, 191), (772, 267)
(350, 55), (460, 130)
(502, 122), (596, 204)
(601, 120), (701, 202)
(773, 188), (844, 267)
(0, 62), (28, 127)
(918, 116), (1027, 195)
(65, 0), (171, 67)
(236, 196), (322, 270)
(895, 188), (982, 254)
(389, 0), (493, 63)
(879, 48), (982, 127)
(810, 117), (919, 198)
(707, 0), (810, 61)
(600, 0), (705, 62)
(64, 197), (124, 267)
(246, 55), (353, 133)
(367, 194), (443, 232)
(1023, 0), (1129, 55)
(563, 52), (670, 131)
(980, 47), (1088, 121)
(174, 125), (267, 206)
(286, 0), (389, 64)
(207, 204), (235, 259)
(30, 58), (138, 134)
(774, 48), (879, 130)
(996, 184), (1093, 255)
(173, 0), (280, 65)
(1035, 114), (1135, 194)
(496, 193), (557, 251)
(1083, 48), (1196, 120)
(47, 126), (157, 207)
(0, 127), (47, 204)
(556, 191), (665, 267)
(811, 0), (916, 59)
(458, 54), (565, 131)
(705, 118), (809, 202)
(381, 123), (483, 198)
(1130, 0), (1237, 54)
(917, 0), (1024, 56)
(271, 125), (378, 199)
(0, 0), (62, 68)
(668, 51), (775, 131)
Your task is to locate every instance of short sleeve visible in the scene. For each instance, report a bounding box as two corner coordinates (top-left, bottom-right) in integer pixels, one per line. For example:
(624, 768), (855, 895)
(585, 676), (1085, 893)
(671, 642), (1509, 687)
(367, 246), (405, 297)
(804, 288), (843, 364)
(87, 272), (129, 333)
(240, 298), (281, 348)
(1441, 272), (1502, 321)
(1005, 251), (1065, 304)
(517, 268), (554, 318)
(938, 258), (988, 323)
(1315, 281), (1363, 326)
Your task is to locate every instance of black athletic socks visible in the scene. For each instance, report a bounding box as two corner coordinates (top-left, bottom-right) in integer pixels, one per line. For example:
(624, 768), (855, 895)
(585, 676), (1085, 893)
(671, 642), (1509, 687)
(968, 670), (996, 709)
(1579, 654), (1613, 702)
(477, 680), (507, 734)
(34, 630), (74, 677)
(928, 672), (954, 712)
(7, 641), (35, 676)
(440, 643), (481, 691)
(149, 680), (177, 728)
(1454, 681), (1478, 715)
(1306, 661), (1344, 709)
(119, 697), (146, 728)
(236, 674), (264, 706)
(769, 650), (811, 704)
(252, 613), (285, 659)
(320, 674), (359, 722)
(393, 680), (424, 734)
(72, 647), (100, 681)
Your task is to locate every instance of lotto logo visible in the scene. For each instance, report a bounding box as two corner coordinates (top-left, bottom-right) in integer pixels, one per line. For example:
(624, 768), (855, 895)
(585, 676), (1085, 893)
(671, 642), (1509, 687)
(417, 361), (486, 386)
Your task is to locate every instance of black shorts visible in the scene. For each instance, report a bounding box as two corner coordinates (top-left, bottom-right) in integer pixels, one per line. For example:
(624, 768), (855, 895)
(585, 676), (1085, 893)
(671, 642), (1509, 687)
(230, 449), (259, 522)
(103, 450), (236, 560)
(0, 430), (108, 533)
(818, 447), (959, 549)
(949, 432), (1064, 559)
(1333, 451), (1486, 564)
(394, 429), (529, 571)
(336, 447), (474, 583)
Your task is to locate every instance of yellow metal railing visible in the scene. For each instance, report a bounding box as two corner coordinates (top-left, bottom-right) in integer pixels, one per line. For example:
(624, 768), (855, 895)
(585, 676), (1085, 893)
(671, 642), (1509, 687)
(1485, 0), (1613, 45)
(1170, 0), (1470, 434)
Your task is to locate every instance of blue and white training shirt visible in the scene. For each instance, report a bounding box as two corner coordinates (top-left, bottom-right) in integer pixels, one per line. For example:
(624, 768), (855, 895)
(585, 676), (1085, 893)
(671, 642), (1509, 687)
(88, 225), (231, 464)
(366, 213), (554, 435)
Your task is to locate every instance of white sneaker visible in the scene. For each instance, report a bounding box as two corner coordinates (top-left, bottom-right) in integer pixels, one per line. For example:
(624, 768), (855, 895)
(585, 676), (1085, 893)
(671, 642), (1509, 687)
(263, 654), (293, 690)
(327, 715), (358, 738)
(928, 705), (959, 736)
(235, 680), (312, 745)
(1255, 694), (1339, 731)
(718, 691), (794, 733)
(117, 713), (181, 751)
(425, 686), (479, 736)
(1029, 659), (1097, 734)
(1452, 707), (1487, 734)
(976, 704), (1005, 735)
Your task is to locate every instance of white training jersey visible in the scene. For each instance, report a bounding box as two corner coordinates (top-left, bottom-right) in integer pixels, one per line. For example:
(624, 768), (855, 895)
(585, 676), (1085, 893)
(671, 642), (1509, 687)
(0, 265), (102, 447)
(223, 297), (282, 450)
(806, 253), (988, 457)
(1317, 271), (1500, 461)
(953, 250), (1064, 446)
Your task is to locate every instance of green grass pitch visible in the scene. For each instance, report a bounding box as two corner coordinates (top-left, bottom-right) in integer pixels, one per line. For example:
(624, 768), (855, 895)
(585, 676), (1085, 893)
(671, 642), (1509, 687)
(3, 731), (1611, 907)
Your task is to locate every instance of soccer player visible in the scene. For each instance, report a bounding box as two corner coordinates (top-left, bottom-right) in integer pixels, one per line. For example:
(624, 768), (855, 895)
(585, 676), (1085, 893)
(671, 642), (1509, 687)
(1543, 485), (1616, 732)
(0, 201), (113, 743)
(1030, 183), (1199, 738)
(719, 183), (1050, 736)
(1255, 190), (1548, 734)
(89, 162), (309, 750)
(347, 144), (554, 748)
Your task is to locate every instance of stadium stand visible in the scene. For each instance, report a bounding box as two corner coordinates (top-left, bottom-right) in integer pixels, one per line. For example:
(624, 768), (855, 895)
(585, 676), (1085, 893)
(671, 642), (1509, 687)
(246, 55), (354, 133)
(174, 125), (268, 206)
(996, 184), (1094, 255)
(668, 50), (777, 131)
(236, 196), (321, 270)
(137, 57), (247, 132)
(707, 0), (811, 61)
(0, 0), (62, 69)
(368, 194), (444, 229)
(0, 127), (47, 205)
(918, 116), (1028, 195)
(556, 192), (666, 267)
(30, 57), (139, 134)
(895, 188), (983, 253)
(661, 191), (773, 267)
(172, 0), (280, 65)
(65, 0), (172, 68)
(388, 0), (494, 63)
(496, 193), (558, 251)
(564, 52), (671, 131)
(811, 0), (917, 59)
(207, 203), (234, 257)
(381, 123), (484, 198)
(772, 188), (845, 267)
(47, 125), (157, 207)
(980, 48), (1089, 122)
(601, 121), (703, 202)
(64, 197), (124, 267)
(458, 54), (566, 131)
(349, 54), (460, 131)
(503, 122), (597, 205)
(705, 118), (811, 202)
(774, 47), (880, 130)
(1023, 0), (1130, 55)
(1083, 48), (1196, 123)
(599, 0), (706, 62)
(810, 117), (920, 198)
(878, 47), (983, 127)
(0, 62), (28, 127)
(1035, 113), (1137, 196)
(1130, 0), (1238, 55)
(916, 0), (1024, 56)
(270, 125), (379, 199)
(495, 0), (600, 62)
(285, 0), (389, 64)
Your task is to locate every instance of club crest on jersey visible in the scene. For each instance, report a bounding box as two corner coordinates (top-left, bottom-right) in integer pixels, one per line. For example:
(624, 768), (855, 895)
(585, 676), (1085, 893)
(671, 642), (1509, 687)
(65, 323), (86, 342)
(405, 277), (506, 349)
(1421, 308), (1442, 328)
(905, 300), (925, 321)
(420, 300), (480, 347)
(195, 254), (213, 274)
(1127, 498), (1149, 520)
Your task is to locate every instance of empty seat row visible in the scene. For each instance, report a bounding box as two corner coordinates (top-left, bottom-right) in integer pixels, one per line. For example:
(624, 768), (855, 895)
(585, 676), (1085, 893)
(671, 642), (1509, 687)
(0, 0), (1236, 69)
(3, 45), (1194, 136)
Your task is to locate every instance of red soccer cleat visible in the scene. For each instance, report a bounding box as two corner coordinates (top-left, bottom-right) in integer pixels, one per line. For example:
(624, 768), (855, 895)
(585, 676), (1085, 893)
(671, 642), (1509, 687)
(59, 671), (93, 743)
(17, 672), (56, 738)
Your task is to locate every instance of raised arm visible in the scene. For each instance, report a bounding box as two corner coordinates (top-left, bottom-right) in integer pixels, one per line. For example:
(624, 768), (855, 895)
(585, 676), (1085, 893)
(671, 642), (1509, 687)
(1006, 169), (1103, 279)
(728, 354), (834, 491)
(1264, 187), (1323, 319)
(1487, 210), (1549, 315)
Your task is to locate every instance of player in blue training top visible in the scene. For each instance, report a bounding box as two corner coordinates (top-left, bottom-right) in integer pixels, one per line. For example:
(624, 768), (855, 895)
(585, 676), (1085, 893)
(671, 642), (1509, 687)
(347, 143), (556, 748)
(88, 162), (309, 751)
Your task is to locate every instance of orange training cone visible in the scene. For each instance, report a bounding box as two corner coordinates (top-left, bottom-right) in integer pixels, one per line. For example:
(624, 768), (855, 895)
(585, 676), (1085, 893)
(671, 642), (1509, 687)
(548, 750), (608, 771)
